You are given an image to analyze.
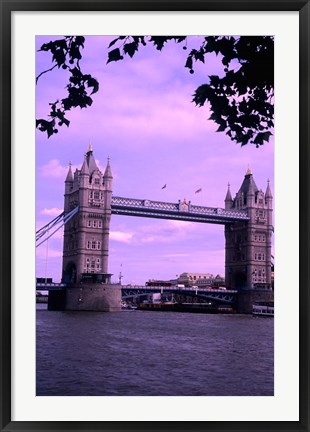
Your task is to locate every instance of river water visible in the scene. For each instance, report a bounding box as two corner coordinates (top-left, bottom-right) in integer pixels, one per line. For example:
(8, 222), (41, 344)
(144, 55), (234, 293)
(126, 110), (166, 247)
(36, 306), (273, 396)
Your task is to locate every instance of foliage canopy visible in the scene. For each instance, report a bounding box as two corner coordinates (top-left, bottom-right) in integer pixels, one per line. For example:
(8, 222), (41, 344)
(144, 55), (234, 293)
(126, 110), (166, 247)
(36, 35), (274, 146)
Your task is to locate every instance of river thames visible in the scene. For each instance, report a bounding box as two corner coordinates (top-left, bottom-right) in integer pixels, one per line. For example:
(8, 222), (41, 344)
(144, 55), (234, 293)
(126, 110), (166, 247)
(36, 306), (273, 396)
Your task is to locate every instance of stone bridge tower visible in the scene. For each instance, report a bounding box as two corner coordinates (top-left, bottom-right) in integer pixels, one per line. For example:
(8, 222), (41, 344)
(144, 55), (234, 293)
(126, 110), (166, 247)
(224, 168), (273, 292)
(62, 145), (113, 285)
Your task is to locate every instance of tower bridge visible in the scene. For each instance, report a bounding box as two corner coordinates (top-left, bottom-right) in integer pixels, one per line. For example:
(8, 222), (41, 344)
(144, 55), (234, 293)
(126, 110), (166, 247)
(36, 145), (273, 313)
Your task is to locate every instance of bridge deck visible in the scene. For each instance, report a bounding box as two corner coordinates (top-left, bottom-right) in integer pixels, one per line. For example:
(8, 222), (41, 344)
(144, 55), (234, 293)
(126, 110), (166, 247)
(111, 196), (249, 224)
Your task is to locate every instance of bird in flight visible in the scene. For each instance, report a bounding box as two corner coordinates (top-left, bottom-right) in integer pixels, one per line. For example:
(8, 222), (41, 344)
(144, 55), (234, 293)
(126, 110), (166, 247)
(195, 188), (202, 194)
(161, 184), (167, 189)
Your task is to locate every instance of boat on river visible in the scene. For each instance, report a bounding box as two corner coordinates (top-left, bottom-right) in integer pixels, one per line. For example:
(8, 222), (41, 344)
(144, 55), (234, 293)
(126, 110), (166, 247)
(121, 301), (137, 310)
(252, 302), (274, 317)
(138, 301), (235, 314)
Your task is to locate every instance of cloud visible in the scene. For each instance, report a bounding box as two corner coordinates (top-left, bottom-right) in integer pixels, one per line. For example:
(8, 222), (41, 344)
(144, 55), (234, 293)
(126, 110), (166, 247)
(162, 253), (191, 258)
(40, 207), (63, 217)
(112, 219), (197, 245)
(39, 159), (69, 178)
(110, 231), (133, 243)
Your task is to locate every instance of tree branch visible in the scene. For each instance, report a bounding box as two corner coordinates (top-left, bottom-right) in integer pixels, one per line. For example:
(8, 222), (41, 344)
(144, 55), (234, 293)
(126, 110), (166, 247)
(36, 64), (58, 84)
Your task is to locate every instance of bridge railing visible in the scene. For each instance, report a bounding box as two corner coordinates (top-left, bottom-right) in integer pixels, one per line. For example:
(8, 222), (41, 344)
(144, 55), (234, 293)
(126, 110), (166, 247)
(111, 196), (249, 221)
(112, 196), (179, 211)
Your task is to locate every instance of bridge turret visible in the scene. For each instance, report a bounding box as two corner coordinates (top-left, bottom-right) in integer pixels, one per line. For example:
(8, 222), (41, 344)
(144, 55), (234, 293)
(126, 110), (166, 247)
(103, 157), (113, 191)
(265, 179), (273, 205)
(65, 162), (73, 184)
(62, 145), (113, 285)
(225, 169), (273, 292)
(64, 162), (74, 212)
(79, 155), (90, 208)
(102, 158), (113, 274)
(247, 173), (256, 208)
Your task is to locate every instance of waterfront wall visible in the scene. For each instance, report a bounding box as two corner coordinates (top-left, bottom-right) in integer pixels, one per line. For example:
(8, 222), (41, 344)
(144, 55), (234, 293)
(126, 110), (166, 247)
(237, 289), (274, 314)
(48, 284), (121, 312)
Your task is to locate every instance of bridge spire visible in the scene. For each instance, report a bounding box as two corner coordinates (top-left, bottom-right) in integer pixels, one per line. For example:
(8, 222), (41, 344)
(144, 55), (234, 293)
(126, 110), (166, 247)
(265, 178), (273, 199)
(245, 165), (252, 176)
(225, 182), (233, 209)
(81, 154), (90, 175)
(104, 157), (113, 179)
(65, 161), (73, 183)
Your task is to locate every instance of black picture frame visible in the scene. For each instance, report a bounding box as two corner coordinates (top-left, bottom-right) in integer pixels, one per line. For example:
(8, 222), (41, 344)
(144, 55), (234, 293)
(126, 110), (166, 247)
(1, 1), (309, 431)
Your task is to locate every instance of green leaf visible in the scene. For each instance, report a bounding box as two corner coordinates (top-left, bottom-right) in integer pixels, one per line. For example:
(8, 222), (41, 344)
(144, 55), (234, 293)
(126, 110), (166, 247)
(107, 48), (123, 64)
(124, 42), (139, 58)
(62, 117), (70, 127)
(194, 50), (205, 63)
(108, 38), (119, 48)
(262, 131), (272, 142)
(185, 56), (193, 70)
(253, 132), (266, 145)
(108, 36), (126, 49)
(75, 36), (85, 46)
(216, 122), (226, 132)
(150, 36), (170, 50)
(85, 76), (99, 94)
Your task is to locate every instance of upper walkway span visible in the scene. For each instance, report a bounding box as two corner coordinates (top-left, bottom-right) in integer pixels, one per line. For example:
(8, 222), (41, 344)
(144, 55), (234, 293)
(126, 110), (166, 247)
(111, 196), (250, 224)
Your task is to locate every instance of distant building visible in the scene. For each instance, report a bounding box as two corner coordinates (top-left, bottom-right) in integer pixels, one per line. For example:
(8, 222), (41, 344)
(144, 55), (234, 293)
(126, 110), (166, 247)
(196, 274), (225, 288)
(145, 280), (173, 287)
(177, 272), (215, 287)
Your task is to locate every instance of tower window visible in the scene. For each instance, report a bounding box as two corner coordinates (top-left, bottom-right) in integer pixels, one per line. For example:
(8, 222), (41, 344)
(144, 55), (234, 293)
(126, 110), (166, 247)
(87, 241), (91, 249)
(94, 191), (99, 199)
(93, 220), (97, 228)
(95, 178), (100, 185)
(97, 241), (101, 250)
(87, 220), (91, 227)
(98, 220), (102, 228)
(92, 241), (96, 249)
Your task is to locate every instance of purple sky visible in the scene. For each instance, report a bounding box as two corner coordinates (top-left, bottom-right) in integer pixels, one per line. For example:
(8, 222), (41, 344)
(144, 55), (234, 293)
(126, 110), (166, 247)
(36, 36), (274, 285)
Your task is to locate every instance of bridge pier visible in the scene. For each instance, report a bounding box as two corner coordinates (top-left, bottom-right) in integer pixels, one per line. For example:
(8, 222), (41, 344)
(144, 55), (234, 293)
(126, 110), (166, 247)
(48, 289), (66, 311)
(48, 284), (121, 312)
(236, 289), (274, 314)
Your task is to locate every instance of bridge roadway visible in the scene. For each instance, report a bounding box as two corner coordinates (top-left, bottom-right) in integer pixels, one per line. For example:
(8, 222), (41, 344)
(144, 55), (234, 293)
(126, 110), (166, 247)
(111, 196), (250, 224)
(36, 283), (237, 304)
